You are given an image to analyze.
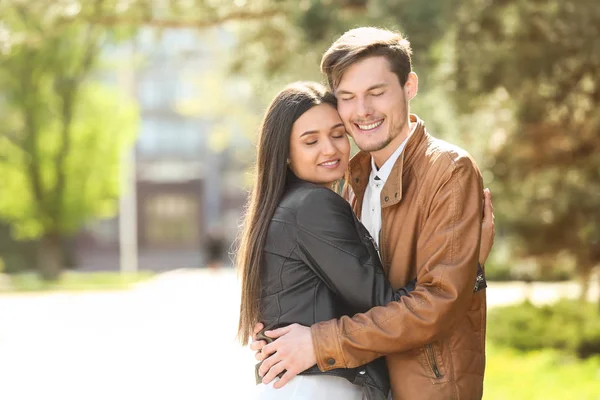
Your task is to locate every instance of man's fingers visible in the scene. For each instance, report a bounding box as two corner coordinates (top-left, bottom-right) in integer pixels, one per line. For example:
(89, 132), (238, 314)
(252, 340), (268, 361)
(260, 341), (278, 358)
(250, 339), (266, 352)
(261, 360), (286, 385)
(259, 351), (282, 377)
(265, 324), (293, 339)
(273, 368), (300, 389)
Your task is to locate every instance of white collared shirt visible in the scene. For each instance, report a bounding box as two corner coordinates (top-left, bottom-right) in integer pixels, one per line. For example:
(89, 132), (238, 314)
(361, 128), (415, 248)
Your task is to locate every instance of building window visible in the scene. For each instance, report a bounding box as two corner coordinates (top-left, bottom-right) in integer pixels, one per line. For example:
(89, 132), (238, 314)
(144, 194), (199, 248)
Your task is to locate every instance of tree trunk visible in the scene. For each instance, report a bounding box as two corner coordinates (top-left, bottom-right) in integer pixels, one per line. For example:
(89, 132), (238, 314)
(61, 236), (77, 270)
(38, 232), (64, 281)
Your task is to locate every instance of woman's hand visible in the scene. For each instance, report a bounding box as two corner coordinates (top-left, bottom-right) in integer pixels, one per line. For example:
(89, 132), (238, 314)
(479, 188), (495, 266)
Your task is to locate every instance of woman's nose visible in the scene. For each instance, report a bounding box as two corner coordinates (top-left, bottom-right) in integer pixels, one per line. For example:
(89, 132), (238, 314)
(320, 138), (336, 156)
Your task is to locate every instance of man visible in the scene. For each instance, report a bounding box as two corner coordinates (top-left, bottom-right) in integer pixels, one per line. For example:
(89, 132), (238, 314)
(253, 27), (494, 399)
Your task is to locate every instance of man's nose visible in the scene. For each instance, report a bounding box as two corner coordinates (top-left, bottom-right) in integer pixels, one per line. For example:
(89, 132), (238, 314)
(356, 97), (373, 118)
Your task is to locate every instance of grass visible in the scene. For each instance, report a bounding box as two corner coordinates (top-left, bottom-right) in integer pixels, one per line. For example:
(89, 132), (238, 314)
(0, 271), (155, 293)
(484, 344), (600, 400)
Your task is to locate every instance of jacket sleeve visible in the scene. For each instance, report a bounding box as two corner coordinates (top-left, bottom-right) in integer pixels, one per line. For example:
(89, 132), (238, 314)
(295, 187), (411, 314)
(311, 157), (483, 371)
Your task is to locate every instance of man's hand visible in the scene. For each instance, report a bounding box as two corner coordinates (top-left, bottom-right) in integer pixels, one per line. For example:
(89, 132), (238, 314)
(479, 188), (495, 265)
(250, 323), (267, 361)
(257, 323), (316, 388)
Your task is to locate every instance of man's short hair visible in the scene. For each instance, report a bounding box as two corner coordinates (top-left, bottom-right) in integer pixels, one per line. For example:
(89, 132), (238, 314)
(320, 27), (413, 91)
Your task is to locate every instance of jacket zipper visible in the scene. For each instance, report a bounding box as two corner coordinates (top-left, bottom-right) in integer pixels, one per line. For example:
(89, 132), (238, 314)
(425, 344), (442, 379)
(378, 230), (386, 272)
(474, 273), (484, 292)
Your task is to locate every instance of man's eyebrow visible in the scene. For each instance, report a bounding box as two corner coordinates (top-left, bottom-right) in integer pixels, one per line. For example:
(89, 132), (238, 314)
(367, 83), (388, 91)
(336, 83), (388, 96)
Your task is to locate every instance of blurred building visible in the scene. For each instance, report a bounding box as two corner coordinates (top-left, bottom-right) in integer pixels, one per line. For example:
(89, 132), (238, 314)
(75, 27), (252, 271)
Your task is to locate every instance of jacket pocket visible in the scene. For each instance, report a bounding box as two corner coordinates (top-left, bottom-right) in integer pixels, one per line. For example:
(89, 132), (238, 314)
(422, 342), (449, 383)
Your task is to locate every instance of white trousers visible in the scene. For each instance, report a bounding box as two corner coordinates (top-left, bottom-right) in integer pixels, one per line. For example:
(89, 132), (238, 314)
(253, 374), (363, 400)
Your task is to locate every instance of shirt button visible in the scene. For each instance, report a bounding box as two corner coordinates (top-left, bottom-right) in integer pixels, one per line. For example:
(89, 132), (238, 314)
(327, 358), (336, 366)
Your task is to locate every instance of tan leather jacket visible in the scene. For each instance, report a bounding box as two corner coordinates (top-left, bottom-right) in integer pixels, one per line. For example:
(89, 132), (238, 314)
(310, 115), (487, 399)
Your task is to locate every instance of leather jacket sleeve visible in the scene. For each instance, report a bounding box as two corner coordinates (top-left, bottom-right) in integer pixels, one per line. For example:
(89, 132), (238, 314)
(311, 157), (483, 371)
(295, 187), (412, 314)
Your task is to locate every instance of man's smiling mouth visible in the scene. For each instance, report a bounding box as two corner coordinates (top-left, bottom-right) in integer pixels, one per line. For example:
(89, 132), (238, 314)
(356, 120), (384, 131)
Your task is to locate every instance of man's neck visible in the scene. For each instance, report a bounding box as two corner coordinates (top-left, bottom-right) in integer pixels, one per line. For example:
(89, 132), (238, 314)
(371, 120), (415, 169)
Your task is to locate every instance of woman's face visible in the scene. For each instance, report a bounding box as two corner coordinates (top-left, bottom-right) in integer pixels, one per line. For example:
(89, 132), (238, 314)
(288, 104), (350, 187)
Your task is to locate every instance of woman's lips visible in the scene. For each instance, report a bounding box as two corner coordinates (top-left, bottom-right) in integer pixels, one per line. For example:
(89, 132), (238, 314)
(318, 159), (341, 168)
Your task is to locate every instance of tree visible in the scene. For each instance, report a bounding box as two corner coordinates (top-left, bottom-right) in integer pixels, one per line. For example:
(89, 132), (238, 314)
(0, 5), (138, 280)
(451, 0), (600, 303)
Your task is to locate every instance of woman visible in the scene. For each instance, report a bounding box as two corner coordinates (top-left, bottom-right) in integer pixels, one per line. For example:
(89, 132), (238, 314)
(236, 82), (490, 399)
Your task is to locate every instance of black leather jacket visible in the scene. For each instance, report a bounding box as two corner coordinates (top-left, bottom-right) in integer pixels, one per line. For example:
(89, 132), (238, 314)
(256, 172), (415, 399)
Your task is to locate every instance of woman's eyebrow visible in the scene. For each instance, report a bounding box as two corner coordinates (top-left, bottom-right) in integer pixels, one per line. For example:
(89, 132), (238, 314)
(300, 130), (319, 137)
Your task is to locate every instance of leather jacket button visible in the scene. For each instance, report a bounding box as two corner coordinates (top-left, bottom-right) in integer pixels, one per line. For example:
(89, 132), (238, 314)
(327, 358), (336, 366)
(384, 196), (389, 201)
(359, 370), (366, 375)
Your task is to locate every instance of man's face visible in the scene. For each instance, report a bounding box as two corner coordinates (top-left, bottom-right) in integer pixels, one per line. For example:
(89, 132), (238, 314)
(335, 56), (417, 162)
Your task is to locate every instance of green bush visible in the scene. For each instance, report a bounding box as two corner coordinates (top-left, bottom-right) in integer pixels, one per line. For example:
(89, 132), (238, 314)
(488, 300), (600, 358)
(485, 344), (600, 400)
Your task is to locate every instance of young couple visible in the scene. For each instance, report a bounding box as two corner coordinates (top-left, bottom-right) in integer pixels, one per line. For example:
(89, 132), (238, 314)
(237, 27), (495, 400)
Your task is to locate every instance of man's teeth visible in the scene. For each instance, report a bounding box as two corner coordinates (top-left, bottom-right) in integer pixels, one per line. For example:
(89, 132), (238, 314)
(358, 120), (383, 130)
(321, 160), (338, 166)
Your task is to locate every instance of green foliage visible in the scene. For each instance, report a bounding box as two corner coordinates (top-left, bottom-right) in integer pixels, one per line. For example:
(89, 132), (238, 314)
(0, 9), (138, 240)
(483, 241), (576, 282)
(229, 0), (458, 98)
(484, 344), (600, 400)
(451, 0), (600, 286)
(488, 301), (600, 359)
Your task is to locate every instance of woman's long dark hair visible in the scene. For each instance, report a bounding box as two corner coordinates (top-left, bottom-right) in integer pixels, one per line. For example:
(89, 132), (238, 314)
(236, 82), (337, 345)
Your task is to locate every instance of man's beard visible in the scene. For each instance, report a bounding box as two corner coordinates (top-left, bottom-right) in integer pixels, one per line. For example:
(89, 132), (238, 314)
(356, 118), (407, 153)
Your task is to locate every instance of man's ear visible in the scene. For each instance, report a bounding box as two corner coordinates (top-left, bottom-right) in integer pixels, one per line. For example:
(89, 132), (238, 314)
(405, 72), (419, 101)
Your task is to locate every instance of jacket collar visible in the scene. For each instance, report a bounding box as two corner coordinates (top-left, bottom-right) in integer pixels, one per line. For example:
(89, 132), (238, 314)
(348, 114), (428, 209)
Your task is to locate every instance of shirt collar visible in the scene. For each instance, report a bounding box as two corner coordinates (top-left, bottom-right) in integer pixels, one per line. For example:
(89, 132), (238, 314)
(369, 123), (416, 184)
